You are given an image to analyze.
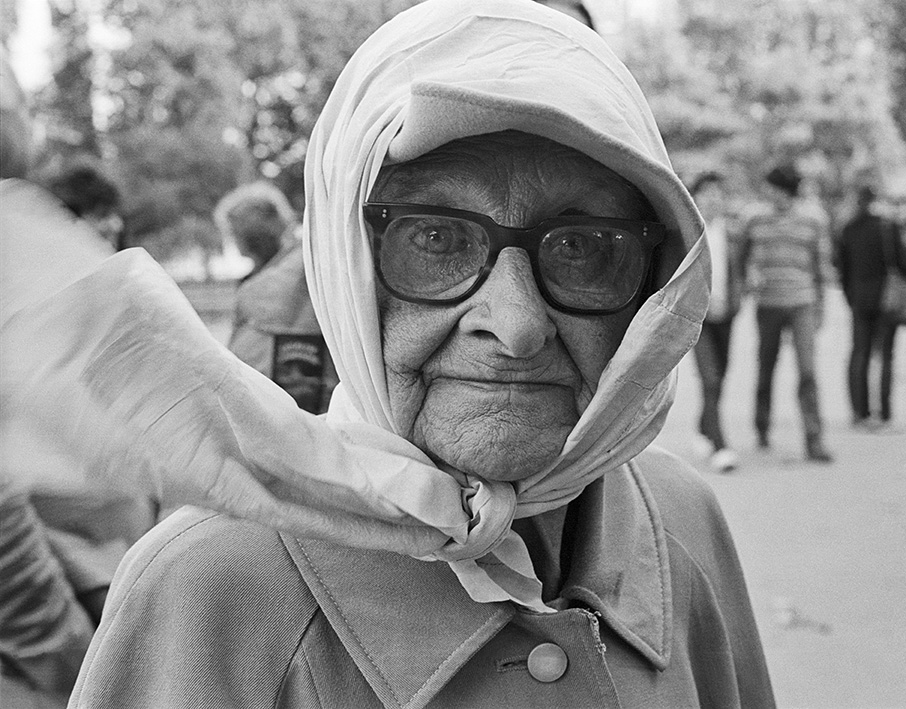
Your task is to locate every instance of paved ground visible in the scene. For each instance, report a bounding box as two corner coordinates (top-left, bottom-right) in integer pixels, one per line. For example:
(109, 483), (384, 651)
(654, 288), (906, 709)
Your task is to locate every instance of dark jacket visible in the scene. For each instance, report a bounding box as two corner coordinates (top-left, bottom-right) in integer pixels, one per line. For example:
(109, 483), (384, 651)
(69, 447), (774, 709)
(228, 243), (338, 414)
(837, 212), (905, 311)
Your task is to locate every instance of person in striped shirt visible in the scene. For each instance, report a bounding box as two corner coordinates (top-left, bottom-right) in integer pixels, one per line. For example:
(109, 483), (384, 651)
(741, 163), (834, 462)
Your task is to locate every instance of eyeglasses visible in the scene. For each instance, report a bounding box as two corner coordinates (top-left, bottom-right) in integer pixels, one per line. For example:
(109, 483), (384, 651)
(363, 202), (665, 315)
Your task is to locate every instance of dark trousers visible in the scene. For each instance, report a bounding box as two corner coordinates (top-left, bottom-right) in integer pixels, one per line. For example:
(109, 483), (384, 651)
(693, 318), (734, 450)
(755, 305), (823, 443)
(848, 309), (898, 421)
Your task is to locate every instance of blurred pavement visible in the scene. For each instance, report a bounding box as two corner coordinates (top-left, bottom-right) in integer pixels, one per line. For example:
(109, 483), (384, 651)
(655, 288), (906, 709)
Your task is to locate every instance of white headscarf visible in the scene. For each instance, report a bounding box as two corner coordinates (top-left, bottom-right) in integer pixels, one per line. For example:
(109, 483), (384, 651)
(303, 0), (710, 609)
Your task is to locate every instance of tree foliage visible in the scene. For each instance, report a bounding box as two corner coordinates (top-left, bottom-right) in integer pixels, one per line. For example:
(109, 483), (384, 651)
(96, 0), (421, 265)
(0, 0), (17, 45)
(98, 0), (417, 213)
(622, 0), (906, 228)
(880, 0), (906, 144)
(33, 0), (99, 159)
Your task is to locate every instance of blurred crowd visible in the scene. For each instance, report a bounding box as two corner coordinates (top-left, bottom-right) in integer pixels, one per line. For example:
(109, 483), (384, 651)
(687, 162), (905, 475)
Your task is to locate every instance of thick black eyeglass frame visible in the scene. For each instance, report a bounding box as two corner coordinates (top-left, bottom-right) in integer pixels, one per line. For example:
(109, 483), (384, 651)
(363, 202), (666, 315)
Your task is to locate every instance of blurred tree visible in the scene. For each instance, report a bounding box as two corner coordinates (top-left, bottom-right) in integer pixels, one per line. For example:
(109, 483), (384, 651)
(91, 0), (421, 273)
(220, 0), (421, 205)
(620, 18), (749, 184)
(0, 0), (17, 45)
(112, 124), (247, 261)
(623, 0), (906, 228)
(34, 0), (99, 158)
(880, 0), (906, 144)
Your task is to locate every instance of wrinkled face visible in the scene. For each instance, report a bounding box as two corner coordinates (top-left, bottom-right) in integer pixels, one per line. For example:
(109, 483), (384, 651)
(369, 131), (655, 482)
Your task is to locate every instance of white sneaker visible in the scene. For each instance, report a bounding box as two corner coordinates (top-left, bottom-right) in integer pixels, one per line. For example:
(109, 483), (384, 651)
(710, 448), (738, 473)
(692, 434), (715, 459)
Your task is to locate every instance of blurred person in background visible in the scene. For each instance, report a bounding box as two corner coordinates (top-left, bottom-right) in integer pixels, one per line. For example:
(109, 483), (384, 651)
(741, 163), (834, 462)
(219, 183), (338, 412)
(689, 172), (744, 472)
(837, 186), (906, 429)
(228, 242), (338, 413)
(214, 181), (300, 280)
(44, 164), (126, 250)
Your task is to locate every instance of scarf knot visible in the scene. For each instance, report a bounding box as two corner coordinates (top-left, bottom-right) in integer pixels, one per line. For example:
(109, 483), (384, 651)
(432, 477), (516, 562)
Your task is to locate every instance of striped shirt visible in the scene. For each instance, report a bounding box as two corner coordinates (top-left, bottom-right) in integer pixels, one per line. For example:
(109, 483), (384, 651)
(741, 205), (831, 308)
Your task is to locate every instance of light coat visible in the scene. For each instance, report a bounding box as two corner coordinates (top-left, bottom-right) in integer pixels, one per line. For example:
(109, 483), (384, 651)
(69, 447), (774, 709)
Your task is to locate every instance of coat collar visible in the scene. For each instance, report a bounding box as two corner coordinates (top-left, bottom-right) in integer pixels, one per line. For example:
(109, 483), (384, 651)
(281, 461), (672, 709)
(560, 460), (673, 670)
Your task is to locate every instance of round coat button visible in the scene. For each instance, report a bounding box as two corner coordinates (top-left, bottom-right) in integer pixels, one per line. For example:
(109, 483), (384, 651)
(527, 642), (568, 682)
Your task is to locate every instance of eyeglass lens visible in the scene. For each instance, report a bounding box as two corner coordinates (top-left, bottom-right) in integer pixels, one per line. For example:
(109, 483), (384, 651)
(377, 214), (648, 312)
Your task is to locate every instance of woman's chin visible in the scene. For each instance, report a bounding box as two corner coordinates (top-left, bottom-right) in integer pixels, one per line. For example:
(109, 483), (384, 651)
(410, 384), (577, 482)
(426, 433), (565, 483)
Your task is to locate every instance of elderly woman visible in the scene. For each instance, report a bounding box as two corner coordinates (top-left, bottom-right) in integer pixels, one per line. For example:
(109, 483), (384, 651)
(58, 1), (773, 707)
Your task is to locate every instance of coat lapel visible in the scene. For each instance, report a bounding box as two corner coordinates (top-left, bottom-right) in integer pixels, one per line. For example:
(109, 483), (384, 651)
(281, 534), (514, 709)
(281, 461), (673, 709)
(561, 465), (674, 669)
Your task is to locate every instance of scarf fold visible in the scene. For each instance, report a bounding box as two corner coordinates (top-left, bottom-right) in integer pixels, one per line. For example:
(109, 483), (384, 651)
(1, 0), (709, 613)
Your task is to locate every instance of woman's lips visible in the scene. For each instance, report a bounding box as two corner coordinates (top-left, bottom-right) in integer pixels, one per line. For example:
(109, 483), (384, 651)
(429, 376), (572, 394)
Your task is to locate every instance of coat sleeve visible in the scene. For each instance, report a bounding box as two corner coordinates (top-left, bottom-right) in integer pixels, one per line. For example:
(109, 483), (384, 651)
(68, 507), (320, 709)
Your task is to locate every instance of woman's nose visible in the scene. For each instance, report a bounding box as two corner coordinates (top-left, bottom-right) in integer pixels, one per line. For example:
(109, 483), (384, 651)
(458, 248), (556, 358)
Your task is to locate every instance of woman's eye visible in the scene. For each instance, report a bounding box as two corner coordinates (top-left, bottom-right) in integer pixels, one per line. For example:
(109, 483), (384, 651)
(550, 231), (600, 260)
(410, 225), (470, 255)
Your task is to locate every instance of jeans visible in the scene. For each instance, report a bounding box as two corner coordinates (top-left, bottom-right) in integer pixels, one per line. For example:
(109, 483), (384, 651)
(693, 318), (734, 450)
(755, 305), (824, 444)
(848, 309), (898, 421)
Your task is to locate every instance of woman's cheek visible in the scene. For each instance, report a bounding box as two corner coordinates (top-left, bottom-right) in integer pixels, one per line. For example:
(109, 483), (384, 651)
(552, 308), (636, 412)
(379, 298), (458, 438)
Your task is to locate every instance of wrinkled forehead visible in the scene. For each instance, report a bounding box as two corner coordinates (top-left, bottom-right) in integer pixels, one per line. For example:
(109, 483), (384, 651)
(371, 131), (656, 222)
